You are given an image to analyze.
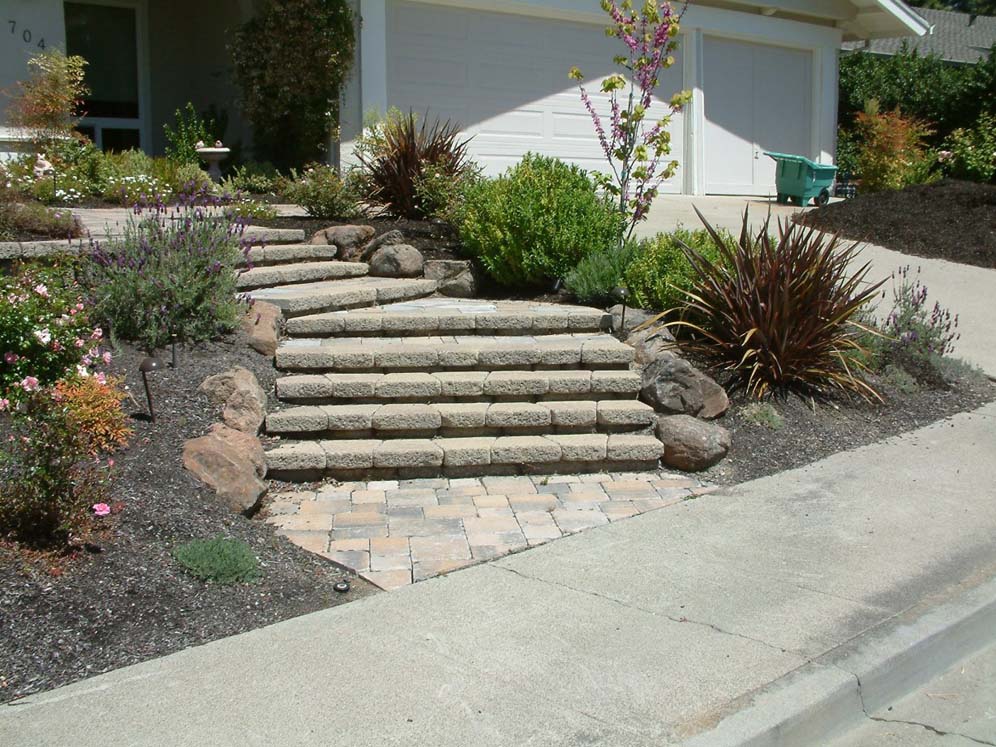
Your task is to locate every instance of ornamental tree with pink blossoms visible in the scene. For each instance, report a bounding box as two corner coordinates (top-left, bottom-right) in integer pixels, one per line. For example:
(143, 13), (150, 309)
(570, 0), (691, 243)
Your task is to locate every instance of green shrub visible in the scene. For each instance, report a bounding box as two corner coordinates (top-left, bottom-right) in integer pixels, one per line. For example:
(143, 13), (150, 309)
(0, 264), (102, 402)
(414, 161), (480, 222)
(82, 201), (247, 352)
(881, 265), (959, 363)
(0, 389), (112, 544)
(355, 109), (473, 219)
(564, 240), (639, 305)
(853, 104), (937, 192)
(173, 536), (261, 584)
(282, 163), (360, 219)
(457, 153), (622, 287)
(624, 228), (728, 312)
(941, 113), (996, 183)
(163, 102), (216, 164)
(224, 162), (280, 194)
(0, 200), (81, 241)
(659, 209), (885, 399)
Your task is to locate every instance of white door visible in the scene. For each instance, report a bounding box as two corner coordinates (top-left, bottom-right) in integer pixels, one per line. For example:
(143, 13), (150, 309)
(385, 1), (685, 192)
(703, 37), (812, 195)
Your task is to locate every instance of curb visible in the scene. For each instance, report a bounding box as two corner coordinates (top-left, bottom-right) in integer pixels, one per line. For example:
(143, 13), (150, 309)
(682, 573), (996, 746)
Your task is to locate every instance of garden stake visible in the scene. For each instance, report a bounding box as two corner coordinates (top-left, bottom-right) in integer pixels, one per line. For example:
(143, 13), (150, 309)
(170, 335), (178, 368)
(139, 357), (162, 422)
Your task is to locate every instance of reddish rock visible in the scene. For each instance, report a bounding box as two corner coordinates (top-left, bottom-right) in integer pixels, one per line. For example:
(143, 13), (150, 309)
(656, 415), (731, 471)
(182, 423), (267, 514)
(242, 301), (281, 357)
(640, 351), (729, 419)
(309, 224), (375, 257)
(199, 367), (267, 434)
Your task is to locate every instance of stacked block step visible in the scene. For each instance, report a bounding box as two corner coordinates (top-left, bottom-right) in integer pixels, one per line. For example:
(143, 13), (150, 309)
(266, 298), (665, 480)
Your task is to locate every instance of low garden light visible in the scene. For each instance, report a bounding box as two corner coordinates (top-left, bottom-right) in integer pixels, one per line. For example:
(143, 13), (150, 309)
(139, 356), (162, 422)
(613, 286), (629, 334)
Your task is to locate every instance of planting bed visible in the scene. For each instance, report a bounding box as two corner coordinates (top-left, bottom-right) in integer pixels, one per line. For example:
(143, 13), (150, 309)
(700, 362), (994, 485)
(0, 330), (375, 705)
(799, 180), (996, 269)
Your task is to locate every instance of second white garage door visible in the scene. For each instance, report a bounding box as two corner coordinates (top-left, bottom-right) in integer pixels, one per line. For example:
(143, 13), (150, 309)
(703, 37), (813, 195)
(385, 1), (685, 192)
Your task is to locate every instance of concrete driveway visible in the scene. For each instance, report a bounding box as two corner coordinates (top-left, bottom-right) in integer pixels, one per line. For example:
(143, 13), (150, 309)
(638, 196), (996, 378)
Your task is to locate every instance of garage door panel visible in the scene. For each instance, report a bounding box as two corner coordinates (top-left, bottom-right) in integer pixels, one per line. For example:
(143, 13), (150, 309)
(387, 1), (685, 191)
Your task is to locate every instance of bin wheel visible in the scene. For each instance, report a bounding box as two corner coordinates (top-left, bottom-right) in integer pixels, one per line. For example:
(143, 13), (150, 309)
(776, 193), (788, 205)
(789, 195), (803, 206)
(815, 188), (830, 207)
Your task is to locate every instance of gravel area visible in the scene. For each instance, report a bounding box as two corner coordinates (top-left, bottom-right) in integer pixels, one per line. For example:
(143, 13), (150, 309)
(799, 180), (996, 269)
(0, 330), (377, 704)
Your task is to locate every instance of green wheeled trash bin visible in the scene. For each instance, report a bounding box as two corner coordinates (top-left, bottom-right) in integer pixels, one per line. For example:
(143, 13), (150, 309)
(764, 152), (837, 207)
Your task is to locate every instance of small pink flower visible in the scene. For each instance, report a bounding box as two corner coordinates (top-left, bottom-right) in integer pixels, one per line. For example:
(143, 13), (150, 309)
(107, 458), (115, 469)
(91, 328), (103, 340)
(95, 372), (107, 385)
(92, 503), (111, 517)
(52, 340), (63, 352)
(75, 303), (84, 311)
(102, 351), (112, 365)
(0, 398), (9, 411)
(74, 338), (85, 348)
(20, 376), (39, 392)
(33, 284), (49, 298)
(3, 351), (17, 364)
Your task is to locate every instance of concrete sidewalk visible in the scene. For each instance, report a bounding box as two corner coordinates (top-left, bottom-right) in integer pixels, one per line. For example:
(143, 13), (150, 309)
(3, 402), (994, 746)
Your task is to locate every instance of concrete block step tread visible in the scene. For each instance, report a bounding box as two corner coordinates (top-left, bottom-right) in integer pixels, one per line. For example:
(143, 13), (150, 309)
(236, 261), (369, 290)
(243, 226), (305, 244)
(275, 333), (634, 372)
(275, 369), (642, 403)
(285, 298), (610, 337)
(241, 244), (340, 267)
(265, 399), (656, 436)
(247, 277), (438, 317)
(265, 433), (664, 478)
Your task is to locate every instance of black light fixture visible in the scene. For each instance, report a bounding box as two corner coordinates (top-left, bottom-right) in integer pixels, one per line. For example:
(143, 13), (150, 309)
(139, 356), (162, 422)
(334, 580), (350, 594)
(612, 286), (629, 334)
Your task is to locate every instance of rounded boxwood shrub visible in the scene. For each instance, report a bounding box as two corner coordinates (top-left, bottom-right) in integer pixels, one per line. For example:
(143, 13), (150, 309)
(457, 153), (622, 287)
(624, 227), (729, 312)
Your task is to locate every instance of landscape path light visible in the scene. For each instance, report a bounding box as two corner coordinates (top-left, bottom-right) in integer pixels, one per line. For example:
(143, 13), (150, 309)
(139, 356), (162, 422)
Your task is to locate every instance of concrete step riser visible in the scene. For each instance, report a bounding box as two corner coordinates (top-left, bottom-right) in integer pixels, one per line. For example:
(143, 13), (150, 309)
(240, 244), (338, 267)
(236, 262), (368, 291)
(275, 371), (641, 404)
(266, 401), (656, 440)
(285, 313), (610, 338)
(265, 434), (664, 482)
(269, 460), (664, 482)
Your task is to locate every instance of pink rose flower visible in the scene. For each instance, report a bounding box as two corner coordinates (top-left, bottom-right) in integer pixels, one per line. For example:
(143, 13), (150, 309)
(33, 284), (49, 298)
(3, 351), (17, 364)
(20, 376), (39, 392)
(0, 398), (9, 411)
(102, 351), (112, 365)
(92, 503), (111, 517)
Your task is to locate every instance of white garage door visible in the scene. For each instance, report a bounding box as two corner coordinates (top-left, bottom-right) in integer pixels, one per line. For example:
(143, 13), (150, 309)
(703, 37), (813, 195)
(386, 1), (685, 192)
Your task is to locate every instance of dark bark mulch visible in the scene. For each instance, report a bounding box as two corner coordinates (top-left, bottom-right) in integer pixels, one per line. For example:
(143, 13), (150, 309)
(700, 361), (994, 486)
(0, 330), (376, 705)
(798, 179), (996, 269)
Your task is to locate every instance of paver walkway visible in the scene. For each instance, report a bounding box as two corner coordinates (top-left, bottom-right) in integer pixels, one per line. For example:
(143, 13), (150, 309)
(266, 471), (713, 589)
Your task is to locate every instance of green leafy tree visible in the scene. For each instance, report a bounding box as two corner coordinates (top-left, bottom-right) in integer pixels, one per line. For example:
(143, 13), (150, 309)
(5, 49), (88, 144)
(230, 0), (354, 169)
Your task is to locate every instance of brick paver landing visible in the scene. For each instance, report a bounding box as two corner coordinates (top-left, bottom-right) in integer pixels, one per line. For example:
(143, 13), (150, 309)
(266, 472), (714, 590)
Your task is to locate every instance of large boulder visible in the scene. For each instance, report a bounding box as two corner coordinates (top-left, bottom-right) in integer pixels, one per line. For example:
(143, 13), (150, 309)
(626, 324), (676, 366)
(656, 415), (731, 471)
(241, 301), (281, 357)
(309, 224), (375, 257)
(424, 259), (478, 298)
(198, 367), (267, 434)
(640, 351), (729, 419)
(182, 423), (267, 515)
(368, 243), (425, 278)
(359, 229), (406, 261)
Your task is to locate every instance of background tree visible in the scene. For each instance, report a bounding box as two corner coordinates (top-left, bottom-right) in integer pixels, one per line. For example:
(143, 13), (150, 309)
(905, 0), (996, 15)
(230, 0), (354, 170)
(4, 49), (88, 145)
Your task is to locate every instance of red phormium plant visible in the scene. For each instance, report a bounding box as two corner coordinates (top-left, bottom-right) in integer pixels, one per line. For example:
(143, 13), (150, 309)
(658, 208), (886, 400)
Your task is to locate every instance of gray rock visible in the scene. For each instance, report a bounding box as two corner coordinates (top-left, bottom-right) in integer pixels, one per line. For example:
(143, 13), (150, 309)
(424, 259), (478, 298)
(368, 243), (425, 278)
(656, 414), (730, 471)
(242, 301), (282, 357)
(198, 367), (267, 434)
(626, 324), (676, 366)
(640, 351), (729, 419)
(182, 423), (267, 514)
(609, 304), (656, 336)
(309, 224), (375, 257)
(359, 229), (406, 261)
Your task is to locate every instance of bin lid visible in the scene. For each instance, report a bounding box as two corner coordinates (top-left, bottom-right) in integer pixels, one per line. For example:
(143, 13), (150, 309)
(763, 151), (837, 171)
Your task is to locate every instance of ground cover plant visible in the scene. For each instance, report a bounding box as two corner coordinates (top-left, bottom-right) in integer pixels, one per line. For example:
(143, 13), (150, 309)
(457, 153), (621, 287)
(173, 536), (261, 584)
(564, 240), (639, 305)
(798, 179), (996, 269)
(81, 198), (249, 352)
(656, 209), (884, 399)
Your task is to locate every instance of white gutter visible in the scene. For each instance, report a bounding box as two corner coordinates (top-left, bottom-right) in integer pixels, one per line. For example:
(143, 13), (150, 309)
(873, 0), (932, 36)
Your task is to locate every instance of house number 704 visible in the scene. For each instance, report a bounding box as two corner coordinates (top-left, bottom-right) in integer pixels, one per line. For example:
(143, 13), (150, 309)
(7, 20), (47, 49)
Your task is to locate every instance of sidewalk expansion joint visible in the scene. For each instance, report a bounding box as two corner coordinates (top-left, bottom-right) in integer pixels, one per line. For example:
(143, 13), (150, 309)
(495, 564), (794, 657)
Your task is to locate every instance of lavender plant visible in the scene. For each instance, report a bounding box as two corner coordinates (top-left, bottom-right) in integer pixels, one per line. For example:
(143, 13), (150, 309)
(570, 0), (690, 243)
(82, 194), (250, 352)
(882, 265), (959, 361)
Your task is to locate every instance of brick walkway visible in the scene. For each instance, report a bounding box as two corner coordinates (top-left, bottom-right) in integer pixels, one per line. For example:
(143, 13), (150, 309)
(266, 472), (714, 590)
